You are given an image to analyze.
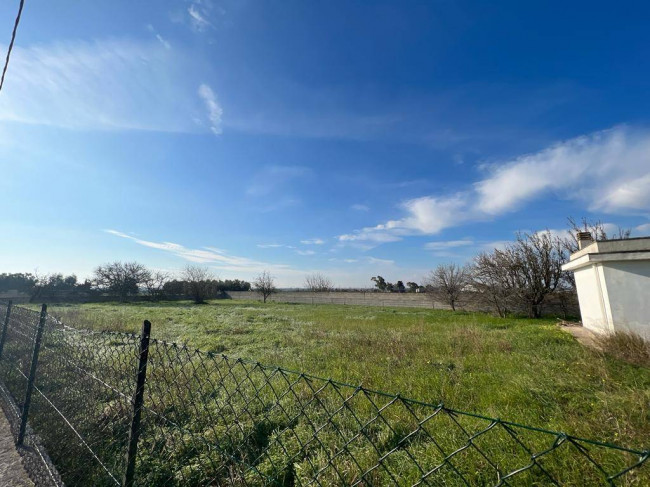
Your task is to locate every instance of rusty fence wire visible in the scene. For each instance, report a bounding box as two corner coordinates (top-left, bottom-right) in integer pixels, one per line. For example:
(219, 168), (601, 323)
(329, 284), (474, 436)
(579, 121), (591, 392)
(0, 301), (647, 487)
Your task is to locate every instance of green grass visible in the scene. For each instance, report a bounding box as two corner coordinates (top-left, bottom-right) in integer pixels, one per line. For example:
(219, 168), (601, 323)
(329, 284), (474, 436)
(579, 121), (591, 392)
(44, 299), (649, 452)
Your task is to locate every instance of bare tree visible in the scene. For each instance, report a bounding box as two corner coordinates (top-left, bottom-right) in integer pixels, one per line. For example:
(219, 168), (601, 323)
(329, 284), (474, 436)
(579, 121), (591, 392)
(182, 265), (213, 304)
(502, 232), (565, 318)
(472, 230), (578, 318)
(254, 270), (276, 303)
(304, 273), (333, 292)
(143, 270), (171, 301)
(93, 262), (149, 302)
(564, 217), (631, 253)
(471, 252), (515, 318)
(424, 263), (470, 311)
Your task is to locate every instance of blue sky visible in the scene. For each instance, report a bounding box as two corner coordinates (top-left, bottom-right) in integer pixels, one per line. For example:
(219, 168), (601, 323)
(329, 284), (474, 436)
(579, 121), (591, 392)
(1, 0), (649, 287)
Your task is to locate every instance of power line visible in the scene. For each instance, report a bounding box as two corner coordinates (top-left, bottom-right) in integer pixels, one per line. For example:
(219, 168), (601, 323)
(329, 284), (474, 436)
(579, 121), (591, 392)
(0, 0), (25, 93)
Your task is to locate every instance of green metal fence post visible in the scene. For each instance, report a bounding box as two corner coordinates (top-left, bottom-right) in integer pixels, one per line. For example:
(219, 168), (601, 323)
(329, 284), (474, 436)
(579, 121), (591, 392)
(17, 303), (47, 446)
(0, 300), (13, 360)
(123, 319), (152, 487)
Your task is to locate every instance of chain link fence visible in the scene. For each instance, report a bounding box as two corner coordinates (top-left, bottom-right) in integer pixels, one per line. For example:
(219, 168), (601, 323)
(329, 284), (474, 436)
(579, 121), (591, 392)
(0, 302), (140, 485)
(0, 301), (647, 486)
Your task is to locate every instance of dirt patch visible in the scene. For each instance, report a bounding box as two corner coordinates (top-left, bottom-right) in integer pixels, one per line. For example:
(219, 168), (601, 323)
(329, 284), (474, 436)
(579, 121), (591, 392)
(0, 413), (33, 486)
(0, 383), (62, 486)
(560, 324), (603, 351)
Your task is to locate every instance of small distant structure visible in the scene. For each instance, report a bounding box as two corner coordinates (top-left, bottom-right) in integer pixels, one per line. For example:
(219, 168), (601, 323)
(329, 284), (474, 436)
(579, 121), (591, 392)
(562, 234), (650, 339)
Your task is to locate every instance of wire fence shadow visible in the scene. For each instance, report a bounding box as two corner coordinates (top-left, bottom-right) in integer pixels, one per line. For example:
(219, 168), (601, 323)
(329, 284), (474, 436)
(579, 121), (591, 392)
(0, 301), (647, 486)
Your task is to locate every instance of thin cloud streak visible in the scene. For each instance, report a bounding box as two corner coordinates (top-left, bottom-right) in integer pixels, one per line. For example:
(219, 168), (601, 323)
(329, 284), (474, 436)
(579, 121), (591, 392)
(0, 39), (220, 135)
(188, 3), (214, 31)
(198, 83), (223, 135)
(301, 238), (325, 245)
(105, 229), (295, 273)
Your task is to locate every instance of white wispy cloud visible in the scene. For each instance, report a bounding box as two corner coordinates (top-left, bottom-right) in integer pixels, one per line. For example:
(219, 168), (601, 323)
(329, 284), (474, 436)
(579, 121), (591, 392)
(535, 228), (572, 241)
(296, 250), (316, 256)
(156, 34), (171, 50)
(600, 174), (650, 212)
(171, 0), (228, 34)
(198, 83), (223, 135)
(105, 229), (293, 273)
(339, 194), (471, 244)
(146, 24), (171, 49)
(635, 223), (650, 235)
(188, 3), (214, 31)
(0, 39), (218, 134)
(301, 238), (325, 245)
(474, 127), (645, 214)
(338, 231), (402, 244)
(339, 126), (650, 247)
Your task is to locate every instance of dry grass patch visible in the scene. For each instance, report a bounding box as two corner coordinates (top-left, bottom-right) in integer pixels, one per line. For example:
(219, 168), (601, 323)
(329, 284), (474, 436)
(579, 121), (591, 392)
(597, 331), (650, 367)
(449, 325), (485, 355)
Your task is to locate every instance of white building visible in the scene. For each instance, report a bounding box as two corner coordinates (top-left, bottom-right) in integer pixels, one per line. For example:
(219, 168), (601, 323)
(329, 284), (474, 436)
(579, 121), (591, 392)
(562, 234), (650, 339)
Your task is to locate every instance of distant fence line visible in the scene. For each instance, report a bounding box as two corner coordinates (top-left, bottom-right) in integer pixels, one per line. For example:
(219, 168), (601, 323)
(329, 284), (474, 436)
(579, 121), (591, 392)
(0, 300), (645, 486)
(227, 291), (447, 309)
(225, 291), (579, 317)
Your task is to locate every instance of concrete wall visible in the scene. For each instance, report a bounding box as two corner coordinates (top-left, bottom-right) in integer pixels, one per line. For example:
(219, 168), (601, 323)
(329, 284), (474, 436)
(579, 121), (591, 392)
(573, 260), (650, 339)
(566, 237), (650, 340)
(573, 265), (612, 335)
(603, 261), (650, 339)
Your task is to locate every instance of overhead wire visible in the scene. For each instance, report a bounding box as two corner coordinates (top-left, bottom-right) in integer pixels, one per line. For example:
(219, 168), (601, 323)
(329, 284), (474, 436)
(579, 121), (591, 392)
(0, 0), (25, 93)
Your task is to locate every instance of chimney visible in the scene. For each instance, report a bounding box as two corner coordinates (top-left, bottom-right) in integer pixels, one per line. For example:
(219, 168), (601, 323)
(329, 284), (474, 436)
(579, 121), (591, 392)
(577, 231), (593, 250)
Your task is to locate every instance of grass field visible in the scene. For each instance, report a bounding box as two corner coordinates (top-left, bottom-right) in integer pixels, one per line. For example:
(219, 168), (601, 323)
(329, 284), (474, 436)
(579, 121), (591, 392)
(44, 299), (649, 453)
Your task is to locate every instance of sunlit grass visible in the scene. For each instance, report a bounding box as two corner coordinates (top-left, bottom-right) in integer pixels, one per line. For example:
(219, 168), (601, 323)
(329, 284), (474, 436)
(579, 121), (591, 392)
(42, 299), (649, 454)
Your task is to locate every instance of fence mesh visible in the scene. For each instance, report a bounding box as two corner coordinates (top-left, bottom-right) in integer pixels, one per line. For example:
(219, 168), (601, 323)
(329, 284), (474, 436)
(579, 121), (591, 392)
(0, 301), (647, 486)
(32, 321), (139, 485)
(0, 302), (140, 486)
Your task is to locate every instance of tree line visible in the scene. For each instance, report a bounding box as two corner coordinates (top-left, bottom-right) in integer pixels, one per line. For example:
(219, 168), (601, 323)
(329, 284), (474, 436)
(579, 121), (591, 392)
(370, 277), (421, 293)
(0, 264), (251, 303)
(94, 263), (254, 303)
(0, 273), (94, 301)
